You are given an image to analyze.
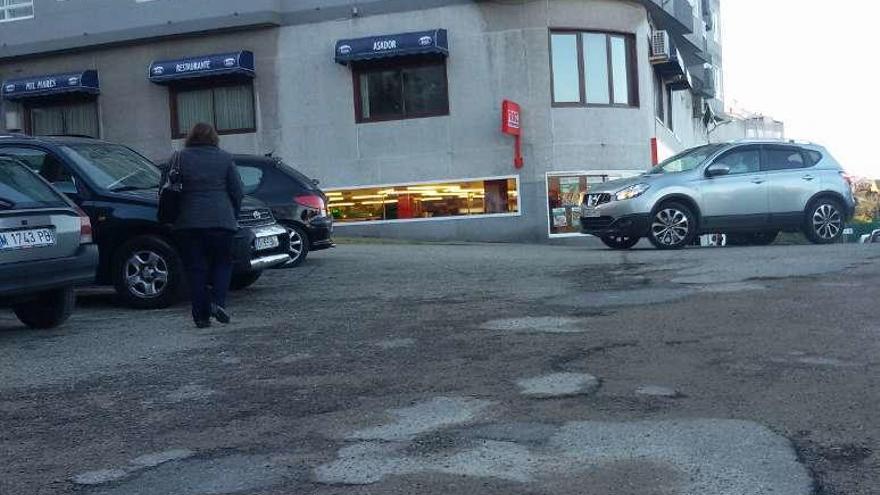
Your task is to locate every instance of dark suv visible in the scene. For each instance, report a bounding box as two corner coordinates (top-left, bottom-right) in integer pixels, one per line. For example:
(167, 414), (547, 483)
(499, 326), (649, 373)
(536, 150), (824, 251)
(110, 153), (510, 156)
(234, 155), (333, 267)
(0, 135), (290, 309)
(0, 156), (98, 328)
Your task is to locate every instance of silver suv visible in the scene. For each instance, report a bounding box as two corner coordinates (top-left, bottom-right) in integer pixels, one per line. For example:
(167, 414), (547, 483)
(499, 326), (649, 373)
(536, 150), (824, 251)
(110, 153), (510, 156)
(580, 141), (856, 250)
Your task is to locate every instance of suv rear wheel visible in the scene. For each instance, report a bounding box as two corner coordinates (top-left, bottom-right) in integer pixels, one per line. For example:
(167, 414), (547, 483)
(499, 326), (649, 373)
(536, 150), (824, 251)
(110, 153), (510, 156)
(600, 235), (640, 250)
(804, 198), (844, 244)
(113, 235), (184, 309)
(13, 287), (75, 329)
(648, 202), (697, 250)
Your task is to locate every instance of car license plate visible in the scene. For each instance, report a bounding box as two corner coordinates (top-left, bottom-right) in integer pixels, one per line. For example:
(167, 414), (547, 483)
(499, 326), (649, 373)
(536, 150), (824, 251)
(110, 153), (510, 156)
(254, 235), (279, 251)
(0, 228), (56, 251)
(581, 208), (601, 218)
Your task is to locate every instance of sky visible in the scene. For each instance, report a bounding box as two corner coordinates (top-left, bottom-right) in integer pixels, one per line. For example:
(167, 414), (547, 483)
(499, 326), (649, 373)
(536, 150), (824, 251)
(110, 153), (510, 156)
(722, 0), (879, 178)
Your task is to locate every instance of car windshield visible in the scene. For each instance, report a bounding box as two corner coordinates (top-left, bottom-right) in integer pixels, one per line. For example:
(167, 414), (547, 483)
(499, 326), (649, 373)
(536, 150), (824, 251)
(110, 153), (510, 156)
(61, 143), (162, 192)
(650, 144), (726, 174)
(0, 158), (68, 210)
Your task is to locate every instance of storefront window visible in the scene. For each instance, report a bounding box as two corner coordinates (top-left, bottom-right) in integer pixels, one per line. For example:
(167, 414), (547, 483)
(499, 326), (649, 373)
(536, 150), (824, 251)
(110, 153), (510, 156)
(328, 177), (519, 224)
(547, 173), (610, 236)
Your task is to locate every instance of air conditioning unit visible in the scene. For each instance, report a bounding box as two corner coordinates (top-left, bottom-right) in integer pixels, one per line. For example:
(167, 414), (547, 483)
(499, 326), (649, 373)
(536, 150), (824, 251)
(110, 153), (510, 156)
(650, 31), (671, 62)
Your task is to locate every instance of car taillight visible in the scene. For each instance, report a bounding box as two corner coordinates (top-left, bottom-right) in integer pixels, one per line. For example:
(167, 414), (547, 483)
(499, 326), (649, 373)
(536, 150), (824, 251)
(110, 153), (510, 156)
(76, 208), (93, 244)
(295, 194), (325, 211)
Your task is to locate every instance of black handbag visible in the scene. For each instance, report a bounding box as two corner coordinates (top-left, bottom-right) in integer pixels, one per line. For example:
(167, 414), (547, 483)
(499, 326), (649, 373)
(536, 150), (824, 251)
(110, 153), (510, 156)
(158, 152), (183, 224)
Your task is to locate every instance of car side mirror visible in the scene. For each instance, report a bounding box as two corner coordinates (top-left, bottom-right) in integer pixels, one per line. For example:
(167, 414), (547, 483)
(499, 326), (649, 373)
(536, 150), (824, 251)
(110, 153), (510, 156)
(53, 181), (78, 195)
(706, 163), (731, 178)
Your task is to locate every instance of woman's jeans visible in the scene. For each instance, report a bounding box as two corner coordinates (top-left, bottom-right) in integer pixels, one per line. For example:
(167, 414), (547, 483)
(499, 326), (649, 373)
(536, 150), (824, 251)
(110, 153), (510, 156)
(177, 229), (235, 322)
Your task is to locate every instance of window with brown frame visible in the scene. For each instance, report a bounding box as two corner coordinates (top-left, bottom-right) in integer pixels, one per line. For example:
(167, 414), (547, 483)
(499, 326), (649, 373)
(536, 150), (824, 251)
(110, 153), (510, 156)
(170, 81), (255, 138)
(352, 57), (449, 123)
(550, 30), (639, 107)
(24, 97), (99, 138)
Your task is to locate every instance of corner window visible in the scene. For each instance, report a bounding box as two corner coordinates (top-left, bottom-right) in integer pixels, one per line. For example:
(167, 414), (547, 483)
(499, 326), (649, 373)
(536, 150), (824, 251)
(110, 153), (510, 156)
(550, 31), (638, 107)
(171, 82), (255, 138)
(25, 101), (99, 138)
(327, 177), (519, 223)
(0, 0), (34, 23)
(353, 58), (449, 123)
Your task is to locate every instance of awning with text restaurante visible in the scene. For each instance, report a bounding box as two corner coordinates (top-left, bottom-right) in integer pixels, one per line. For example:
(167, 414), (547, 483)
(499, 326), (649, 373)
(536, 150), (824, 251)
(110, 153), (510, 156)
(148, 51), (255, 84)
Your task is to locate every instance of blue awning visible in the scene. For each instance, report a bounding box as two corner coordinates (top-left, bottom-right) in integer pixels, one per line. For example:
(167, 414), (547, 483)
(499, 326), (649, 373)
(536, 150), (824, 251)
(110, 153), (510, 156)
(2, 70), (99, 101)
(148, 51), (255, 84)
(335, 29), (448, 65)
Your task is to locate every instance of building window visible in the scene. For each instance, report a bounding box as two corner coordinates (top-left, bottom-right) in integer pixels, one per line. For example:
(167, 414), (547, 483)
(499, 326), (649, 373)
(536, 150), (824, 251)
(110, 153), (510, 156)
(654, 75), (674, 131)
(654, 74), (665, 122)
(327, 177), (519, 224)
(545, 171), (643, 237)
(550, 30), (638, 107)
(26, 101), (99, 138)
(171, 82), (255, 138)
(353, 58), (449, 123)
(0, 0), (34, 22)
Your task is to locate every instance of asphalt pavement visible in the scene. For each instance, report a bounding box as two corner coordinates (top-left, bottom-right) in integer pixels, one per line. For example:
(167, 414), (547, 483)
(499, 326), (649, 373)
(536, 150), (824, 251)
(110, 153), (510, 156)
(1, 240), (879, 495)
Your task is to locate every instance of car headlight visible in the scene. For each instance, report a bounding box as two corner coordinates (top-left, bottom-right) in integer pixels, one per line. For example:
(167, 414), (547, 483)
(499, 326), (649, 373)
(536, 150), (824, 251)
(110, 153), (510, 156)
(615, 183), (651, 201)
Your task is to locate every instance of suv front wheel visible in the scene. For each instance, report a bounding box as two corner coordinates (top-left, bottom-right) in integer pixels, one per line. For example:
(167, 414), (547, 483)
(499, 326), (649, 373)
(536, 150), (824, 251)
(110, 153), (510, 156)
(804, 198), (844, 244)
(648, 202), (697, 250)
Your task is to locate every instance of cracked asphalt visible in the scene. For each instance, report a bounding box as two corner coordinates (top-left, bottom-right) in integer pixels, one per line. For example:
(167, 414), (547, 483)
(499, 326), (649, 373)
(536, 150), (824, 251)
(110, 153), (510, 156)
(1, 240), (879, 494)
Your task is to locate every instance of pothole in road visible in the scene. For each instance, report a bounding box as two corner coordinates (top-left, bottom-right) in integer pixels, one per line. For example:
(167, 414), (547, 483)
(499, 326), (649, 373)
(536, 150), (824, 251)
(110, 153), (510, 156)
(634, 385), (683, 398)
(347, 396), (495, 442)
(374, 338), (416, 350)
(87, 454), (299, 495)
(315, 418), (813, 494)
(274, 352), (314, 364)
(481, 316), (594, 334)
(570, 288), (695, 308)
(516, 373), (600, 398)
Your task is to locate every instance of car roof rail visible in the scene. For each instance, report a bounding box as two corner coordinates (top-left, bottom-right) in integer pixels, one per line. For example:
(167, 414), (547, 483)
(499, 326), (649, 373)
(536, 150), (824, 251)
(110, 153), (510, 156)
(727, 138), (818, 146)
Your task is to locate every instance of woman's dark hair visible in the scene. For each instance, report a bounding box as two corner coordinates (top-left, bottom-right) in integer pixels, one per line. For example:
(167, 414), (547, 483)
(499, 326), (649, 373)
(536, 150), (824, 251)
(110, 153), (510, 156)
(184, 123), (220, 147)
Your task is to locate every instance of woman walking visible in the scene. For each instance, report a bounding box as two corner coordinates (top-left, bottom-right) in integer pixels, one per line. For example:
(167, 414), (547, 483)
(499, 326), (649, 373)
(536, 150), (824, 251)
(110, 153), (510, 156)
(170, 123), (244, 328)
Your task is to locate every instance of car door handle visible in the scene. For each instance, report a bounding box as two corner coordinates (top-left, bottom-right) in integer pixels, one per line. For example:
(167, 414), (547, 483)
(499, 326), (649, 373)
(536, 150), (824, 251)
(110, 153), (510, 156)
(802, 175), (815, 181)
(751, 179), (765, 184)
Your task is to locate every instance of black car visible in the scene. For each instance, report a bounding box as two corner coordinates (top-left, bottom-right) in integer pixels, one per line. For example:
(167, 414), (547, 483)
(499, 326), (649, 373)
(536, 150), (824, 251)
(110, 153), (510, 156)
(0, 156), (98, 328)
(234, 155), (333, 266)
(0, 135), (290, 309)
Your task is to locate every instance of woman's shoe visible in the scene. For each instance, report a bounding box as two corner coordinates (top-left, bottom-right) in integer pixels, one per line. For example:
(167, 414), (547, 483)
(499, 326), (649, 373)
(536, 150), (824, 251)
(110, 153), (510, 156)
(212, 305), (231, 324)
(195, 319), (212, 329)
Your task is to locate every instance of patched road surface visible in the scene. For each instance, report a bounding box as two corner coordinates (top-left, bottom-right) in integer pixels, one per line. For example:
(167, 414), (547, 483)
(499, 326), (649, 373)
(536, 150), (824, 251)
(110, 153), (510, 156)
(2, 241), (879, 494)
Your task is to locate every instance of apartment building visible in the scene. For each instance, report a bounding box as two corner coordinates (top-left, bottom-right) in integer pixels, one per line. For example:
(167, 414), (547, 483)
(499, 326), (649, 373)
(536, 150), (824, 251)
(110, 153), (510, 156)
(0, 0), (733, 241)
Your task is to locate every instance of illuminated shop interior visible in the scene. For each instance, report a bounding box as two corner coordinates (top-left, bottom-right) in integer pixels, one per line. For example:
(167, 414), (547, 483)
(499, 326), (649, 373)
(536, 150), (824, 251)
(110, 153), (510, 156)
(327, 177), (519, 223)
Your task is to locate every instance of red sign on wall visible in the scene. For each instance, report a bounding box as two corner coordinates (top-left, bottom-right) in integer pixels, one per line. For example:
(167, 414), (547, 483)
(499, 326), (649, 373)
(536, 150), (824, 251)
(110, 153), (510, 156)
(501, 100), (523, 168)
